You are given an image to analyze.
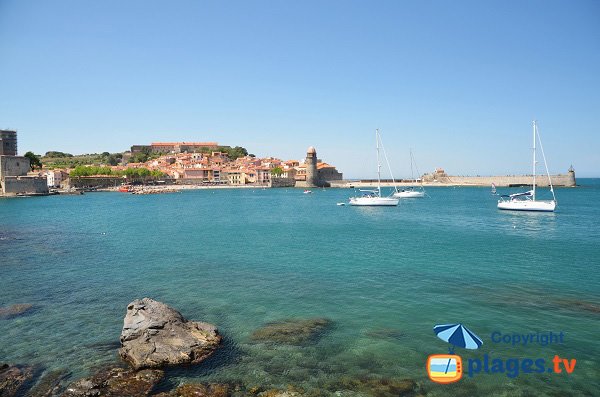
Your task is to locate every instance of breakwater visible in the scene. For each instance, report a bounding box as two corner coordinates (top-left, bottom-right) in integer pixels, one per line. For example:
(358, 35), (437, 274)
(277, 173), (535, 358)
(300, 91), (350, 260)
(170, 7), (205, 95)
(330, 168), (576, 188)
(421, 167), (576, 187)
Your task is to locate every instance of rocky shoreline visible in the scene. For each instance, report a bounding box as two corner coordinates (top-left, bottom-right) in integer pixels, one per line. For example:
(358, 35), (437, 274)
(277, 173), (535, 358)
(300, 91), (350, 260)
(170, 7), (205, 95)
(2, 294), (598, 397)
(0, 298), (421, 397)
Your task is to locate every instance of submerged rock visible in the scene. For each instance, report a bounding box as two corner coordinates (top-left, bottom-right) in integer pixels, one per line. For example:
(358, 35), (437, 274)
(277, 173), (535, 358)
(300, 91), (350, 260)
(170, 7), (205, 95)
(0, 303), (34, 319)
(119, 298), (221, 369)
(61, 367), (163, 397)
(328, 377), (418, 397)
(257, 390), (304, 397)
(155, 383), (230, 397)
(27, 368), (71, 397)
(250, 318), (332, 344)
(0, 363), (33, 397)
(364, 328), (406, 341)
(555, 298), (600, 314)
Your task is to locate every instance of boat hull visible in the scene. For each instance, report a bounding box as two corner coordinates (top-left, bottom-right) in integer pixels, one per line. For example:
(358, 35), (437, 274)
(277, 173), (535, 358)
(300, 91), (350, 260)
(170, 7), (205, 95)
(349, 197), (399, 206)
(497, 200), (556, 212)
(393, 191), (425, 198)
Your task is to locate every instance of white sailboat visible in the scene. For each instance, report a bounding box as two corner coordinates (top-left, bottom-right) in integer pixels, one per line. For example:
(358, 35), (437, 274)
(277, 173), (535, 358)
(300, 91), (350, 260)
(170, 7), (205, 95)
(349, 129), (399, 206)
(497, 121), (557, 212)
(393, 149), (425, 198)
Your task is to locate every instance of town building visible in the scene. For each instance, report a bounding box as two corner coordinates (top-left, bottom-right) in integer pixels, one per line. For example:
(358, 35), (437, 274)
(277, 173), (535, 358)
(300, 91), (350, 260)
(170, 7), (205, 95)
(46, 169), (68, 188)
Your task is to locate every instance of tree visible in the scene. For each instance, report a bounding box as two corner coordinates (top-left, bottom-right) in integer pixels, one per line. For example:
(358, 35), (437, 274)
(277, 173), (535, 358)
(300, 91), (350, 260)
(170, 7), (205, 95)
(24, 151), (42, 171)
(107, 154), (119, 166)
(271, 167), (283, 176)
(44, 151), (73, 158)
(150, 170), (165, 178)
(130, 152), (149, 163)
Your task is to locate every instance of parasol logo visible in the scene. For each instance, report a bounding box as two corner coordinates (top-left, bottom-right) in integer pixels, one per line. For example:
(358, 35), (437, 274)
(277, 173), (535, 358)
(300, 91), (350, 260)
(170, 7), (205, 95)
(427, 323), (483, 384)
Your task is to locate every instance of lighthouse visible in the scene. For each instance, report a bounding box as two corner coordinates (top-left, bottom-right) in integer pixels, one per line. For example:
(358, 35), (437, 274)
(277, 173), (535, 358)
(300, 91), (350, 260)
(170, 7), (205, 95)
(305, 146), (318, 187)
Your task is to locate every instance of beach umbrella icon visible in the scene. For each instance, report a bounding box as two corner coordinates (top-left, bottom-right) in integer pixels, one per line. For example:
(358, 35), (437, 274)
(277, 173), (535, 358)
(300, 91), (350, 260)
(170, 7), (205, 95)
(433, 323), (483, 353)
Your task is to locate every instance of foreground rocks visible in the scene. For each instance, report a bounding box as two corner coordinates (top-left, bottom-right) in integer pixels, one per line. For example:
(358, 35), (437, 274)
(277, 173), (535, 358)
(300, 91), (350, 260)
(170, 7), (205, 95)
(119, 298), (221, 369)
(327, 377), (419, 397)
(0, 303), (34, 319)
(27, 369), (71, 397)
(250, 318), (332, 344)
(61, 367), (163, 397)
(0, 363), (33, 397)
(154, 383), (230, 397)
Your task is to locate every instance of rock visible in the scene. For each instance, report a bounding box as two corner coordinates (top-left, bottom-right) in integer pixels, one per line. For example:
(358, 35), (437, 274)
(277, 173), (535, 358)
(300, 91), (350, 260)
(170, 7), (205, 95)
(149, 383), (229, 397)
(250, 318), (332, 344)
(61, 367), (163, 397)
(258, 391), (303, 397)
(327, 377), (418, 397)
(172, 383), (229, 397)
(555, 299), (600, 314)
(364, 328), (406, 341)
(0, 363), (33, 397)
(26, 369), (71, 397)
(119, 298), (221, 369)
(0, 303), (34, 319)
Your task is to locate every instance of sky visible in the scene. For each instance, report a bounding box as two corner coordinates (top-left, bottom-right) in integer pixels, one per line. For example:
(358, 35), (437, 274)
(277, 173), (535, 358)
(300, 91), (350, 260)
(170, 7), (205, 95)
(1, 0), (599, 178)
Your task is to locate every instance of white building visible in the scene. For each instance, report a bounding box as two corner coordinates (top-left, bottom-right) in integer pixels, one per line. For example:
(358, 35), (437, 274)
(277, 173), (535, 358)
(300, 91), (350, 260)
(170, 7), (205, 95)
(46, 170), (64, 188)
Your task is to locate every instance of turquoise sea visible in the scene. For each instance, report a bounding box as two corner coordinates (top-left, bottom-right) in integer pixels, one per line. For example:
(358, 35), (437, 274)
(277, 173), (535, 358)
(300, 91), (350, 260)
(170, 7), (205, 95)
(1, 181), (599, 396)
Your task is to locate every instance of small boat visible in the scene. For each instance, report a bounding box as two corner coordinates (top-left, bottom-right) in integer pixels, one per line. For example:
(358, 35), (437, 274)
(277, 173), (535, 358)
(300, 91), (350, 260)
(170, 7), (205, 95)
(497, 121), (557, 212)
(491, 183), (497, 195)
(337, 202), (346, 206)
(394, 186), (425, 198)
(118, 185), (133, 193)
(303, 190), (313, 194)
(393, 149), (426, 198)
(349, 129), (399, 206)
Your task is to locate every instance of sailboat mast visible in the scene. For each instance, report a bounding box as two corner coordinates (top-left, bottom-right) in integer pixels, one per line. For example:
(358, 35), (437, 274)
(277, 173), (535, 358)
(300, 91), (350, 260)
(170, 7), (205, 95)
(376, 129), (381, 197)
(532, 120), (537, 201)
(410, 149), (415, 182)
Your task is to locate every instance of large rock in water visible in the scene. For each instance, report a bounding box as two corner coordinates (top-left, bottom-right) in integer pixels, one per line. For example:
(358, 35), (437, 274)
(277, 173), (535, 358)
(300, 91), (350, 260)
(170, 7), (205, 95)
(119, 298), (221, 369)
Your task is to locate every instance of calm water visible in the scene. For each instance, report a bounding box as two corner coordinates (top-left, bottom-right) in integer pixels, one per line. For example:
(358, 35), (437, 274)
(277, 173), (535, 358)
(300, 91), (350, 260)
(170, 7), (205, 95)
(1, 181), (599, 396)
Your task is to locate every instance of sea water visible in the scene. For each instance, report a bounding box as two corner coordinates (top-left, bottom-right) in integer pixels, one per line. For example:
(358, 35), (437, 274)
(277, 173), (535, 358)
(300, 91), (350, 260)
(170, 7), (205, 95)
(1, 181), (599, 396)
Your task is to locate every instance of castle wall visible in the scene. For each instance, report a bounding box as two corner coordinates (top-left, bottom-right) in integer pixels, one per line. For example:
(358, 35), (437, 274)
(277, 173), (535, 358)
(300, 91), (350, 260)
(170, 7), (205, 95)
(2, 176), (49, 195)
(318, 168), (343, 181)
(0, 155), (30, 179)
(270, 177), (296, 188)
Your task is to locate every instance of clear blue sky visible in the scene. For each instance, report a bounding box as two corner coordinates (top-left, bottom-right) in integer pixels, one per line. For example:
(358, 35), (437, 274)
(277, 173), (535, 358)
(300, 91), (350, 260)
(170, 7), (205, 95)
(1, 0), (598, 178)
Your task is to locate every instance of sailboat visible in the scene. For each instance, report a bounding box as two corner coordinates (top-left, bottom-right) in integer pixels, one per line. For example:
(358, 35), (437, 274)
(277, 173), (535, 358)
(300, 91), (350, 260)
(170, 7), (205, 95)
(491, 183), (497, 195)
(349, 129), (399, 206)
(393, 149), (425, 198)
(497, 121), (557, 212)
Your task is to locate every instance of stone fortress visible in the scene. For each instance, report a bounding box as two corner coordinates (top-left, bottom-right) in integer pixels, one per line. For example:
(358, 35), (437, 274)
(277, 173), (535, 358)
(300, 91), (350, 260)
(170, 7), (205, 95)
(0, 130), (49, 196)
